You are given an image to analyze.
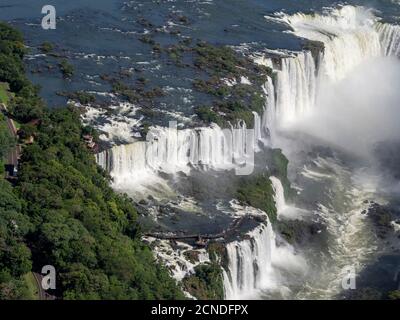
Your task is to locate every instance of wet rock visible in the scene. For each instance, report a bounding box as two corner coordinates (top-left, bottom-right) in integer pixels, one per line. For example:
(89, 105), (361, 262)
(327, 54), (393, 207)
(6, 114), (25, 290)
(367, 202), (395, 239)
(184, 250), (200, 264)
(276, 219), (326, 246)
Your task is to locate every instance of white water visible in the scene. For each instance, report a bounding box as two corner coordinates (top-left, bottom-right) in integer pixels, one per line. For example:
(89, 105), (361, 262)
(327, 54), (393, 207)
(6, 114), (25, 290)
(223, 213), (308, 299)
(294, 158), (380, 299)
(262, 77), (277, 145)
(256, 5), (400, 299)
(270, 176), (287, 217)
(275, 51), (318, 128)
(81, 102), (143, 143)
(265, 5), (400, 131)
(144, 236), (210, 282)
(377, 22), (400, 56)
(95, 5), (400, 187)
(96, 119), (266, 189)
(223, 223), (276, 300)
(97, 6), (400, 188)
(223, 181), (308, 300)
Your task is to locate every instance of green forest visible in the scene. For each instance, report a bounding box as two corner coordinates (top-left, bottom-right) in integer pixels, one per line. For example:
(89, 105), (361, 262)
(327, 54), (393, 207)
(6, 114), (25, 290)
(0, 22), (184, 299)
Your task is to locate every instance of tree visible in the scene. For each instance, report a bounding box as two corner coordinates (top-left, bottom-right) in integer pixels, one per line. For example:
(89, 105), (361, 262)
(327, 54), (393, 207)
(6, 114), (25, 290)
(0, 114), (15, 159)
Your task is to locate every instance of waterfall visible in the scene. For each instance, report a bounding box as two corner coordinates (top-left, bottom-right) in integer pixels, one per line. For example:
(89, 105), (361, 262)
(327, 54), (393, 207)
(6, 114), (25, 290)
(96, 121), (263, 185)
(98, 6), (400, 183)
(222, 222), (276, 300)
(96, 141), (150, 185)
(275, 51), (317, 128)
(222, 175), (308, 299)
(222, 178), (294, 300)
(270, 176), (286, 218)
(278, 6), (383, 81)
(262, 78), (276, 144)
(376, 22), (400, 57)
(252, 111), (262, 150)
(264, 5), (400, 132)
(95, 149), (110, 171)
(96, 5), (400, 184)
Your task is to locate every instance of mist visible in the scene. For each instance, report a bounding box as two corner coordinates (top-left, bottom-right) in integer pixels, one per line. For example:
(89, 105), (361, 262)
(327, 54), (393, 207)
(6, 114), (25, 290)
(292, 56), (400, 158)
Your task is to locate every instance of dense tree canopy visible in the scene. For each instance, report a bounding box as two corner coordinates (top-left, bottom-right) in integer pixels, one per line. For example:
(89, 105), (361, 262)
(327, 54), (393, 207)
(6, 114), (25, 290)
(15, 107), (183, 299)
(0, 114), (14, 159)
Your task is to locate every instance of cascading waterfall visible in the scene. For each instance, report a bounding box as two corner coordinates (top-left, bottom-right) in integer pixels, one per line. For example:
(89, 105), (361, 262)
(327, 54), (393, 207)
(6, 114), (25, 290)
(264, 5), (400, 131)
(222, 221), (276, 300)
(270, 176), (286, 218)
(222, 179), (290, 299)
(222, 178), (306, 300)
(97, 6), (400, 185)
(261, 78), (276, 145)
(96, 120), (264, 186)
(280, 6), (383, 80)
(376, 22), (400, 56)
(221, 5), (400, 300)
(250, 5), (400, 299)
(275, 51), (317, 128)
(96, 141), (149, 184)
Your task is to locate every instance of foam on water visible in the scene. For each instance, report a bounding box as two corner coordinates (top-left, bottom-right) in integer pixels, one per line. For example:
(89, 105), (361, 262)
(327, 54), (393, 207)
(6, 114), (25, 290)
(144, 236), (210, 283)
(294, 157), (380, 299)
